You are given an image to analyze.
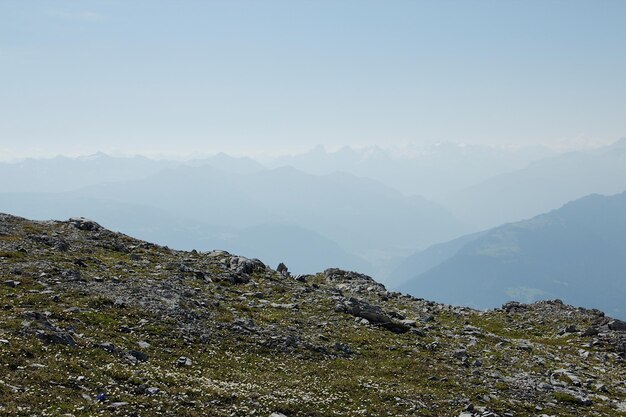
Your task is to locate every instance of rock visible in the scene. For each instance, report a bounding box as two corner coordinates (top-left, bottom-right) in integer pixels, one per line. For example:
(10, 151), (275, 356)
(3, 280), (20, 288)
(502, 301), (527, 312)
(582, 326), (599, 336)
(37, 330), (77, 346)
(335, 297), (410, 333)
(229, 256), (265, 275)
(538, 382), (553, 391)
(128, 350), (149, 362)
(69, 217), (102, 231)
(108, 402), (129, 408)
(55, 239), (70, 251)
(99, 342), (120, 353)
(563, 324), (578, 333)
(176, 356), (192, 367)
(277, 262), (289, 277)
(453, 349), (468, 360)
(608, 319), (626, 331)
(269, 413), (288, 417)
(270, 303), (298, 309)
(137, 340), (150, 349)
(146, 387), (160, 395)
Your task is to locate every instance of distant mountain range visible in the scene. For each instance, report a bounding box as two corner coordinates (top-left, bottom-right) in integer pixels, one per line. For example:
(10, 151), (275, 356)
(269, 142), (553, 199)
(443, 138), (626, 230)
(396, 190), (626, 319)
(0, 154), (466, 275)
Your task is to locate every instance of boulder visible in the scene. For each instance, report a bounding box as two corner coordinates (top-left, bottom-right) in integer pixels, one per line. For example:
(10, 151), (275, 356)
(69, 217), (102, 231)
(608, 319), (626, 331)
(336, 297), (410, 333)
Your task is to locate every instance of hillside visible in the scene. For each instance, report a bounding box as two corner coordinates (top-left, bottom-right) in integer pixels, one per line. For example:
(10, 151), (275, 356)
(443, 138), (626, 230)
(1, 213), (625, 416)
(397, 191), (626, 319)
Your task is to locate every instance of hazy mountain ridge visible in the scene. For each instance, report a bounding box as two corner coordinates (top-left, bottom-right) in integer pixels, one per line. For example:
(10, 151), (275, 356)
(269, 143), (555, 199)
(398, 190), (626, 319)
(0, 213), (625, 416)
(0, 156), (467, 275)
(444, 138), (626, 229)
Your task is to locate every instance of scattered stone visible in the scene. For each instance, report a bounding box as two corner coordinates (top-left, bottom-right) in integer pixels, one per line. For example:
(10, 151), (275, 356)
(3, 280), (20, 288)
(176, 356), (192, 367)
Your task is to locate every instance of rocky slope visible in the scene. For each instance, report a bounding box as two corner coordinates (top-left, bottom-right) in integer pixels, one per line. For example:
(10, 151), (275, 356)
(0, 213), (625, 416)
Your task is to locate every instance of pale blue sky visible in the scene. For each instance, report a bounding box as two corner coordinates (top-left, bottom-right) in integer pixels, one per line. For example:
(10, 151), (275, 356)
(1, 1), (625, 157)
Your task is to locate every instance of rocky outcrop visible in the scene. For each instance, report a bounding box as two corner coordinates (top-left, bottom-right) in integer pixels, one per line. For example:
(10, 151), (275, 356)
(0, 213), (625, 417)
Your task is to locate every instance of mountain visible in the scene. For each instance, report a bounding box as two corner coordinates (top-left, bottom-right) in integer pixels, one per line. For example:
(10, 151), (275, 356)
(0, 155), (466, 267)
(0, 153), (179, 193)
(269, 143), (554, 199)
(1, 213), (625, 416)
(387, 230), (487, 287)
(73, 164), (466, 261)
(444, 138), (626, 230)
(189, 152), (267, 174)
(397, 190), (626, 318)
(0, 152), (268, 194)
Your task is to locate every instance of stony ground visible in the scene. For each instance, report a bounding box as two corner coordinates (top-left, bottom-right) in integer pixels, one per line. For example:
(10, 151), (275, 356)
(0, 213), (625, 417)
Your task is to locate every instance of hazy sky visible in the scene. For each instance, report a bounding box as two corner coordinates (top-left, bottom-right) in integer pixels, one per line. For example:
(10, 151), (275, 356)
(1, 1), (625, 158)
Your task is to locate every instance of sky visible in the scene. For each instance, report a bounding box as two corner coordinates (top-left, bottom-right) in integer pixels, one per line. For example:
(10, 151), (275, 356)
(1, 0), (625, 158)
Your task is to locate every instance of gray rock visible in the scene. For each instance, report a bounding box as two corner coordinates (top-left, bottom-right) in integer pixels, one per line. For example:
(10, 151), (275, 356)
(176, 356), (192, 367)
(3, 280), (20, 288)
(335, 297), (410, 333)
(277, 262), (289, 277)
(563, 324), (578, 333)
(99, 342), (120, 353)
(582, 326), (599, 336)
(270, 303), (298, 309)
(128, 350), (149, 362)
(608, 319), (626, 331)
(69, 217), (102, 231)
